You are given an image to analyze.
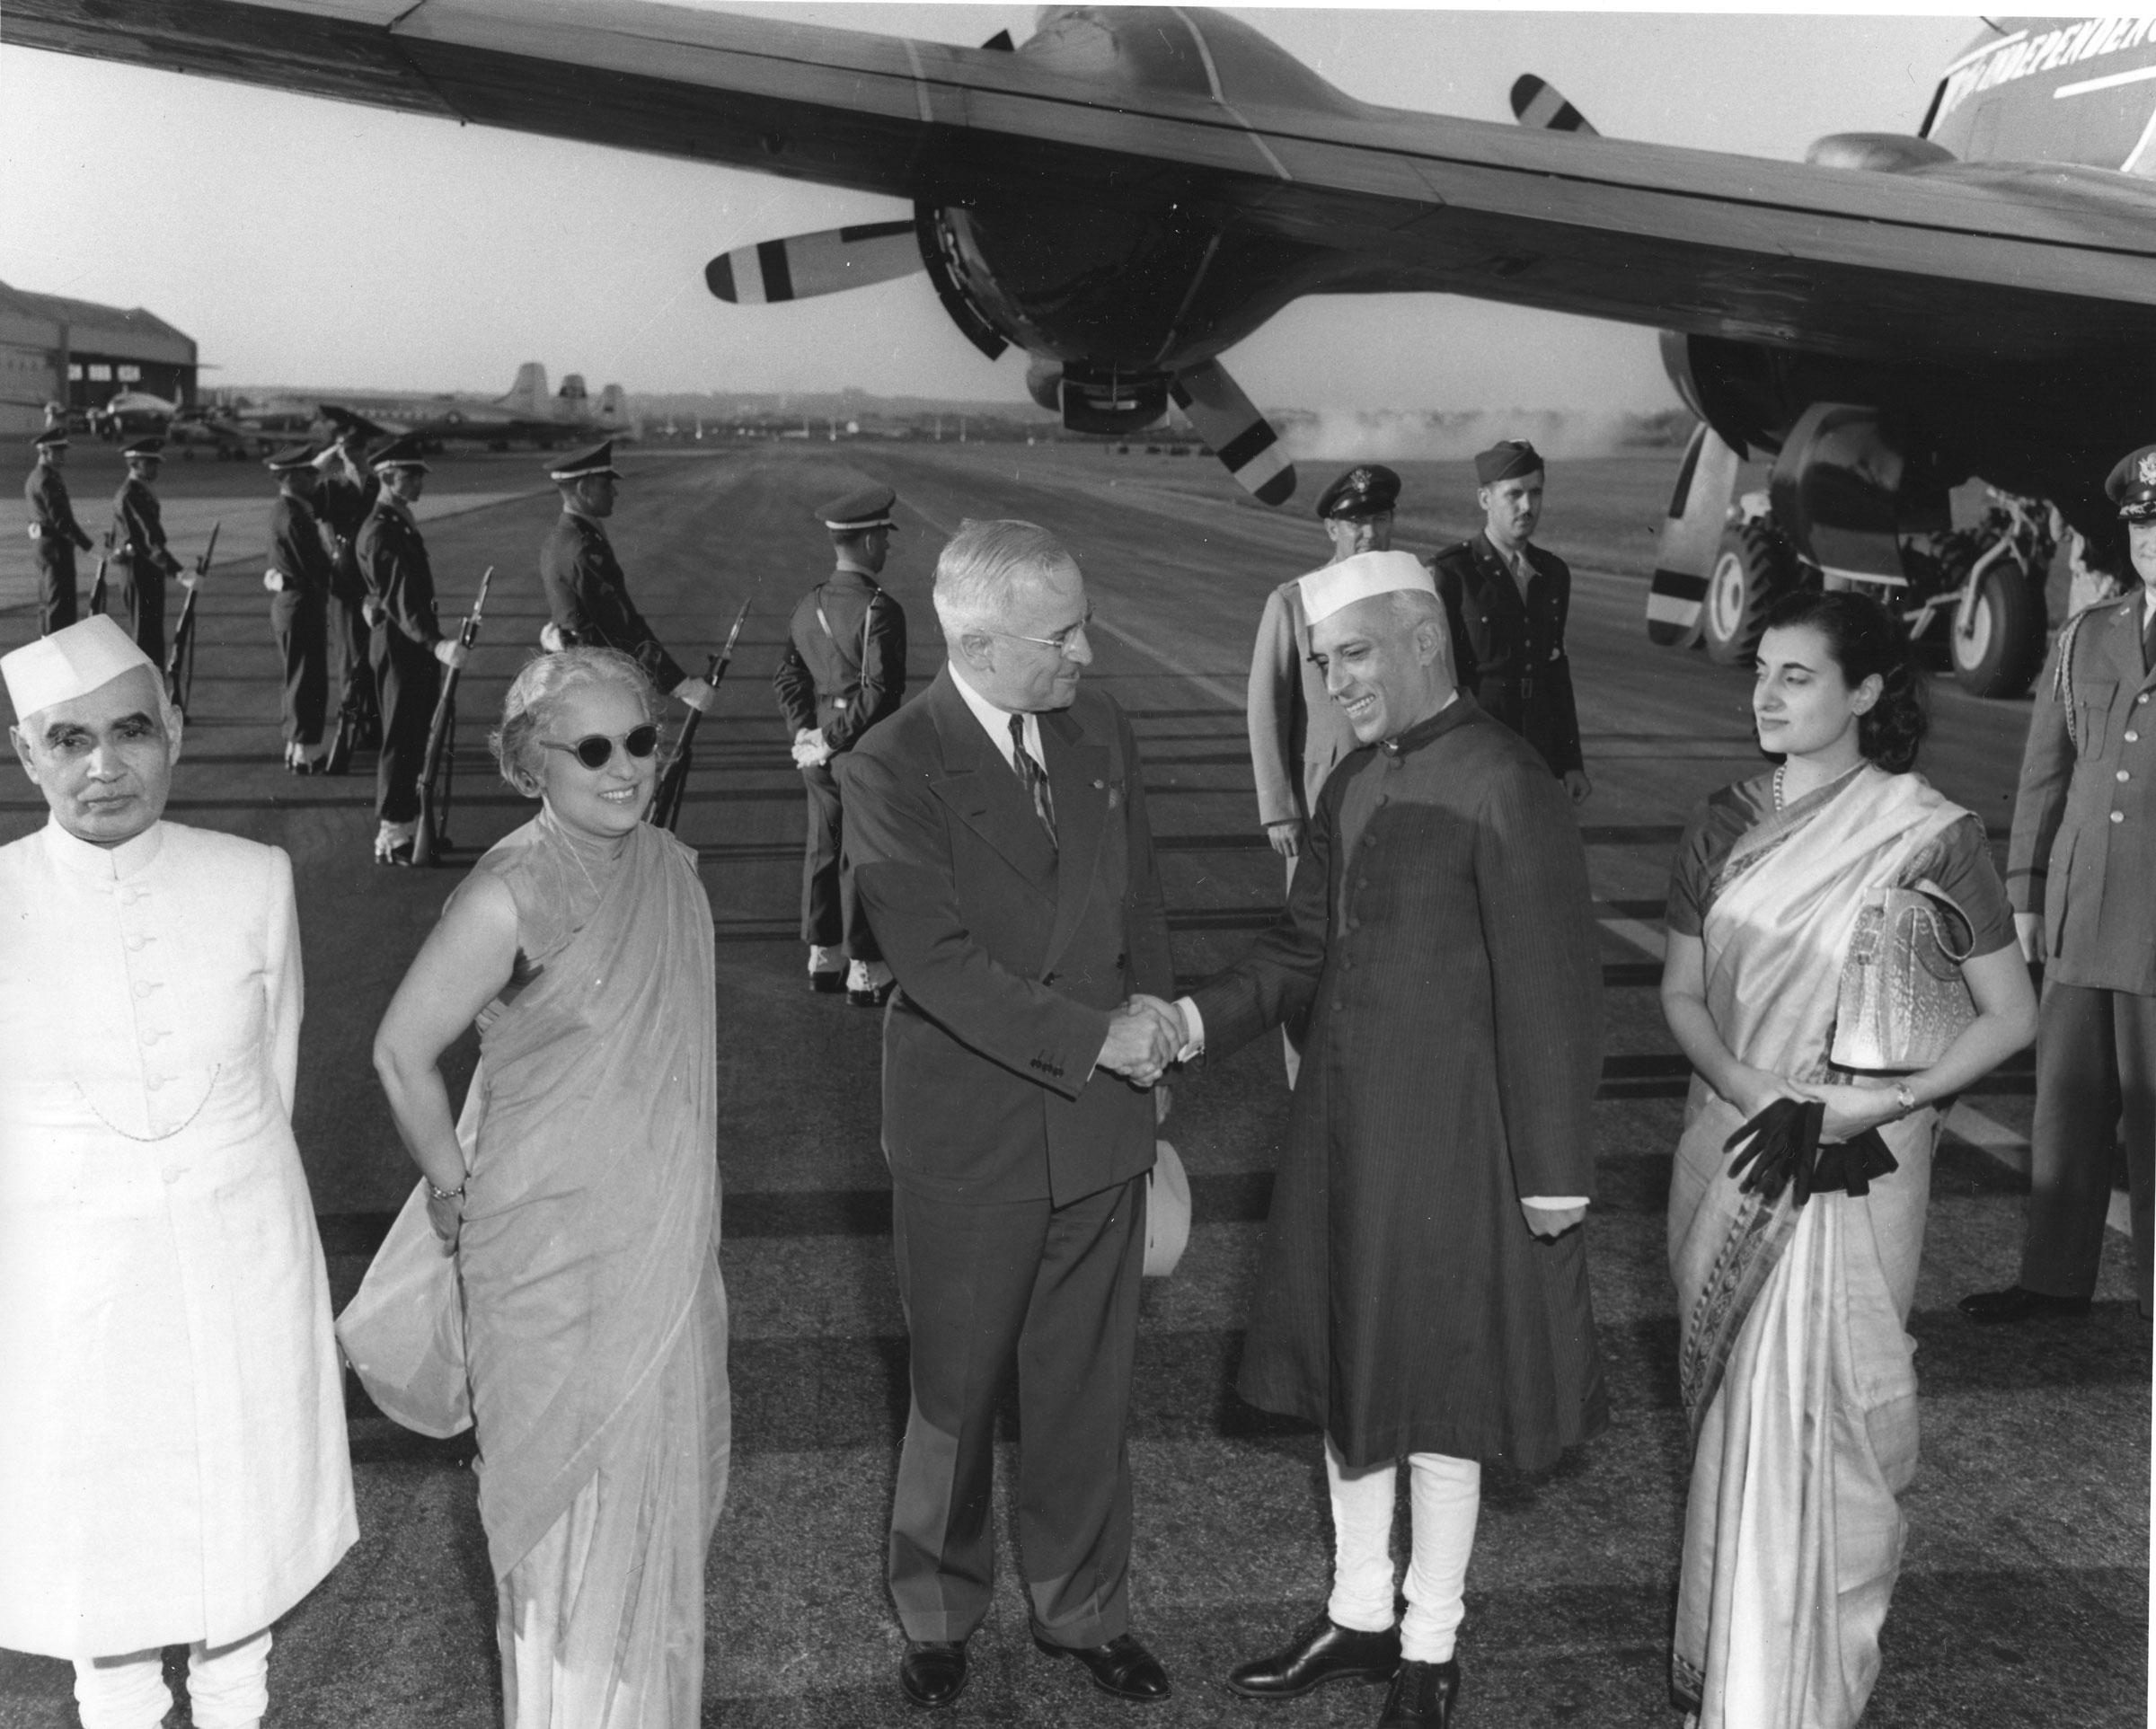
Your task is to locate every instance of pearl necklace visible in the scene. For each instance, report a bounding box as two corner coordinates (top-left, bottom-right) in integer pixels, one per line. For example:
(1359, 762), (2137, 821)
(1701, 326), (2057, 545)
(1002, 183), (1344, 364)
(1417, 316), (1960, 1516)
(1773, 764), (1787, 811)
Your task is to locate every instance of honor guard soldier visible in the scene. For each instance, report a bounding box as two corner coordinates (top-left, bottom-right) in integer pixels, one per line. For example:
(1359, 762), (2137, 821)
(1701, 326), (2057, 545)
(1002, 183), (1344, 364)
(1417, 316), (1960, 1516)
(264, 445), (335, 772)
(1247, 464), (1400, 1083)
(1429, 439), (1593, 803)
(773, 483), (907, 1002)
(1964, 444), (2156, 1325)
(537, 439), (718, 717)
(314, 433), (382, 755)
(23, 426), (94, 636)
(110, 436), (188, 665)
(355, 437), (468, 864)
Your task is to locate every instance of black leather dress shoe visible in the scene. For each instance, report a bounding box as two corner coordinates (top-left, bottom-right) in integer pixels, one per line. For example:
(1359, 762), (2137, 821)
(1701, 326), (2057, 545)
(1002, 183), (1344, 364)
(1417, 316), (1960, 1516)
(897, 1640), (968, 1708)
(1227, 1614), (1400, 1698)
(1033, 1630), (1171, 1701)
(809, 970), (846, 995)
(849, 980), (897, 1009)
(1378, 1658), (1461, 1726)
(1958, 1284), (2093, 1324)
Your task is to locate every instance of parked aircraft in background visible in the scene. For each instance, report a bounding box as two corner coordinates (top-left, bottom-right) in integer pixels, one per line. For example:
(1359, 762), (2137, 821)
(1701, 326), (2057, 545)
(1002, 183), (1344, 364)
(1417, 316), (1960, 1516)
(10, 4), (2153, 696)
(310, 364), (639, 453)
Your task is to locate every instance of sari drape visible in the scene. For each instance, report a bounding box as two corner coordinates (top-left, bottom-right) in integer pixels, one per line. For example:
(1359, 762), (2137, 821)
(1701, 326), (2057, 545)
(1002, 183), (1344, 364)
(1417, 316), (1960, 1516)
(1668, 766), (1966, 1728)
(340, 813), (728, 1728)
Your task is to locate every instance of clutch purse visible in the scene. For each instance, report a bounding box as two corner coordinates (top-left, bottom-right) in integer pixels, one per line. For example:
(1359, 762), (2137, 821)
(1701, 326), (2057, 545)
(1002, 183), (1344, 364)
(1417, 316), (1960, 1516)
(1828, 878), (1977, 1074)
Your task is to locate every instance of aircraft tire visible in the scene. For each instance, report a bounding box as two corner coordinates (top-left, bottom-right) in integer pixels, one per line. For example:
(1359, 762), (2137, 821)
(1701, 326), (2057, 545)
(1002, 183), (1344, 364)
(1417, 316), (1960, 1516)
(1950, 563), (2046, 699)
(1702, 519), (1799, 666)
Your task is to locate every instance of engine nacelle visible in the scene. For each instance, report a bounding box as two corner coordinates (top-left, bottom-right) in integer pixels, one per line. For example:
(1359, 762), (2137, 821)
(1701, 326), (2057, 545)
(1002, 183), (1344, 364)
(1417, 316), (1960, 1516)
(1804, 132), (1957, 172)
(1058, 364), (1170, 435)
(1769, 402), (1951, 582)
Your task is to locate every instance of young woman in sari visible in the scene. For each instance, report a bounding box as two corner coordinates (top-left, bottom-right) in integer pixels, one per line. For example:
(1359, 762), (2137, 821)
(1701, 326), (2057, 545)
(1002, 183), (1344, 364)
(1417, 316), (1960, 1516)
(1659, 591), (2036, 1728)
(370, 647), (729, 1728)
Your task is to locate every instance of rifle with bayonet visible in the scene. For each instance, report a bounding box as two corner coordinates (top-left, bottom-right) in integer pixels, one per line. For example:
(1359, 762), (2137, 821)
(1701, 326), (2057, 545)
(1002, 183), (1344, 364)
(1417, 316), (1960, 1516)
(413, 566), (494, 868)
(86, 533), (111, 616)
(649, 595), (752, 833)
(164, 521), (219, 717)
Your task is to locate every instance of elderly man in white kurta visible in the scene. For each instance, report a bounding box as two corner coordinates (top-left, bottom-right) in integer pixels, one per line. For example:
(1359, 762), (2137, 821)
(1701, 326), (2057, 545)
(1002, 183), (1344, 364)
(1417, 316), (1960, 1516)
(0, 616), (355, 1729)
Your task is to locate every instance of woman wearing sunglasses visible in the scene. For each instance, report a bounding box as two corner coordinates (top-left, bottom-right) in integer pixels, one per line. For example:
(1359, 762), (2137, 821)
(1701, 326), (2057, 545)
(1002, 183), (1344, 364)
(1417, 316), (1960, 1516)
(358, 646), (729, 1727)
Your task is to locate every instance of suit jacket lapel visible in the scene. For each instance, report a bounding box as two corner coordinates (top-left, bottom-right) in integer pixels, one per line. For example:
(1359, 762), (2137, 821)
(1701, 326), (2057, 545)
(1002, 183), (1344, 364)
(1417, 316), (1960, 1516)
(923, 668), (1059, 888)
(1038, 707), (1110, 972)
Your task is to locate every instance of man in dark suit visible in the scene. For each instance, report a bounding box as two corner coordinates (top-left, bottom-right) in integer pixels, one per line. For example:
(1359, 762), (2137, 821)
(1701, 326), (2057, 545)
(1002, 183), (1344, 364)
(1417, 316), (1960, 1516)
(109, 437), (187, 665)
(1166, 551), (1607, 1729)
(262, 444), (334, 772)
(1964, 442), (2156, 1323)
(23, 427), (94, 637)
(536, 439), (717, 718)
(354, 437), (468, 865)
(774, 483), (908, 1003)
(1428, 439), (1592, 803)
(839, 518), (1180, 1710)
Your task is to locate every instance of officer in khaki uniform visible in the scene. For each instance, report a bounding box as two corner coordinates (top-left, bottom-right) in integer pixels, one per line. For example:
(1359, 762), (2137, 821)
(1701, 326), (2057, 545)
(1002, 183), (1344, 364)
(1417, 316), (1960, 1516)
(110, 437), (187, 666)
(23, 427), (94, 637)
(536, 439), (718, 719)
(1428, 439), (1592, 803)
(773, 484), (907, 1003)
(1966, 444), (2156, 1322)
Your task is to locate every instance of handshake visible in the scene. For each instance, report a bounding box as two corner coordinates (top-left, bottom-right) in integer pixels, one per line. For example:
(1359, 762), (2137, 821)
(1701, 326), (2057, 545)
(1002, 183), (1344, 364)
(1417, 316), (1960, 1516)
(791, 728), (835, 771)
(1097, 993), (1189, 1089)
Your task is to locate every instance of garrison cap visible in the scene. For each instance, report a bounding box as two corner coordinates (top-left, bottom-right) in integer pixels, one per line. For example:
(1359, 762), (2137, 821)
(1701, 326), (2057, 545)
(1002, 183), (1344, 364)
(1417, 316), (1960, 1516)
(368, 435), (429, 473)
(548, 439), (619, 483)
(2106, 444), (2156, 523)
(265, 443), (320, 473)
(818, 483), (897, 534)
(1314, 464), (1400, 521)
(119, 436), (164, 461)
(31, 427), (68, 452)
(1298, 550), (1437, 626)
(3, 615), (156, 723)
(1473, 439), (1543, 485)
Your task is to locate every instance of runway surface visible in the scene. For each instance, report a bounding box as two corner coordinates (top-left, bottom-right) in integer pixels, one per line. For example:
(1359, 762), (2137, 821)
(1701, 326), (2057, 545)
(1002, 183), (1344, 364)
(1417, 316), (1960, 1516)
(0, 439), (2144, 1726)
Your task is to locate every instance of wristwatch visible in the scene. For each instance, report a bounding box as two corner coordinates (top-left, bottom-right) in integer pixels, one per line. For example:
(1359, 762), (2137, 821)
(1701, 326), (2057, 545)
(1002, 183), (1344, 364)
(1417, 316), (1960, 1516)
(1892, 1081), (1919, 1117)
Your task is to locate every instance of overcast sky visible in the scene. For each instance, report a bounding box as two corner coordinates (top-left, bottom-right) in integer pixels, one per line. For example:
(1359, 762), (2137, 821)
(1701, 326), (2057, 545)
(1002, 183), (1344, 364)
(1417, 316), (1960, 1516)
(0, 5), (1980, 413)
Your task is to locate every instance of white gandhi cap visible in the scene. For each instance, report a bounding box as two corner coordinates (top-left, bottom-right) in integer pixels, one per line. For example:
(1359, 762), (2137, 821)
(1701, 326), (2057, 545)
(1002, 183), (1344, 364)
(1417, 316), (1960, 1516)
(2, 615), (158, 723)
(1297, 549), (1438, 626)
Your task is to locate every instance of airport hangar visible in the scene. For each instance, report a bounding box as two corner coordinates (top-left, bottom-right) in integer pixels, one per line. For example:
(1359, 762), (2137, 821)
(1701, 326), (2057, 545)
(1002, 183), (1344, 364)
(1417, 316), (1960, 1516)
(0, 278), (197, 437)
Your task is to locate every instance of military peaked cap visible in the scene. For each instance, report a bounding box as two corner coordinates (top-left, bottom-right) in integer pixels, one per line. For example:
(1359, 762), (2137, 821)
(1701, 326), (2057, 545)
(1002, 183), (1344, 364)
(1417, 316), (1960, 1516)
(119, 436), (165, 461)
(549, 439), (618, 482)
(368, 435), (430, 473)
(818, 483), (897, 533)
(1314, 464), (1401, 521)
(2106, 444), (2156, 523)
(265, 443), (320, 473)
(1473, 439), (1544, 484)
(31, 427), (67, 451)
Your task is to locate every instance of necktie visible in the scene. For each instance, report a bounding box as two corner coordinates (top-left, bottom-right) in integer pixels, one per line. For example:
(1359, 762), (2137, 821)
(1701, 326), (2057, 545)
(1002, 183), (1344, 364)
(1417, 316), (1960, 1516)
(2143, 597), (2154, 674)
(1009, 714), (1056, 847)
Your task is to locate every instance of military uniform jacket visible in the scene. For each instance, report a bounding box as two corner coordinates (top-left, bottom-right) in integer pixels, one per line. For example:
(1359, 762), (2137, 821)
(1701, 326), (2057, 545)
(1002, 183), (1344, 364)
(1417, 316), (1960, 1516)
(2006, 591), (2156, 995)
(838, 667), (1175, 1207)
(110, 475), (182, 576)
(1188, 698), (1607, 1470)
(24, 462), (91, 551)
(268, 493), (337, 599)
(774, 565), (907, 753)
(355, 500), (444, 649)
(316, 472), (378, 604)
(1247, 575), (1363, 828)
(1429, 532), (1585, 775)
(538, 511), (684, 690)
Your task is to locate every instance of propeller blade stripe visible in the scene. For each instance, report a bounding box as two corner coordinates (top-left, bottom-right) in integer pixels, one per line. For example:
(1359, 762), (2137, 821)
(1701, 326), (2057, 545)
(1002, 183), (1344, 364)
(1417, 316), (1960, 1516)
(1511, 73), (1601, 137)
(1171, 359), (1297, 507)
(1648, 572), (1712, 606)
(1645, 422), (1739, 648)
(1215, 419), (1278, 472)
(838, 219), (917, 244)
(756, 238), (795, 304)
(704, 254), (739, 302)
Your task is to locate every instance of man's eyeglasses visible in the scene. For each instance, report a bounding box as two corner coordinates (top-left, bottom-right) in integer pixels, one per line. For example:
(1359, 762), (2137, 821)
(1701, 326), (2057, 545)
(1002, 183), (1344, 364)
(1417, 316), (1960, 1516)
(987, 604), (1096, 655)
(536, 724), (660, 770)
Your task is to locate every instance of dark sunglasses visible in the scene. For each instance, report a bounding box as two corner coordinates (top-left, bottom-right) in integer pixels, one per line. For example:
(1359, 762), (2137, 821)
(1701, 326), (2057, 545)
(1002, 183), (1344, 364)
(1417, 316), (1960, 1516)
(536, 723), (660, 770)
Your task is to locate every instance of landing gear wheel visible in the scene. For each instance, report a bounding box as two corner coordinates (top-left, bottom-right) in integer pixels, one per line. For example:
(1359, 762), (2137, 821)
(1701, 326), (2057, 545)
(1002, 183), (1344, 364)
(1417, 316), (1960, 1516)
(1703, 520), (1800, 666)
(1951, 564), (2046, 698)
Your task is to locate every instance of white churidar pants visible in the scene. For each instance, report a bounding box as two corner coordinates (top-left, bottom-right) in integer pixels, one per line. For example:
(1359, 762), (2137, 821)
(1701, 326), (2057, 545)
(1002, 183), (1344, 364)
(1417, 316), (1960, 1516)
(73, 1628), (271, 1729)
(1324, 1439), (1481, 1664)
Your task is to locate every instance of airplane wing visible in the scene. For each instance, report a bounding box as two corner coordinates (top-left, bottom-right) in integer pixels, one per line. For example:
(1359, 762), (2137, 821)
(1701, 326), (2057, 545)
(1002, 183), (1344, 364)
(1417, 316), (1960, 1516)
(9, 0), (2155, 366)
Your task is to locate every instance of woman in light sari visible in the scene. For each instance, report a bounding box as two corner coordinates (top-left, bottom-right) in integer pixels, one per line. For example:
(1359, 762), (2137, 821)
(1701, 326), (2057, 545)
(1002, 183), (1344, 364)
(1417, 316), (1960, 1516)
(367, 647), (729, 1728)
(1659, 592), (2035, 1727)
